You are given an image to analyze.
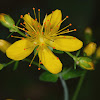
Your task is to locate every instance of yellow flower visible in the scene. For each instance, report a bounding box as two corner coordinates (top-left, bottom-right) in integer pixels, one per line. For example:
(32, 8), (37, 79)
(96, 46), (100, 58)
(0, 39), (11, 53)
(6, 9), (83, 74)
(83, 42), (96, 56)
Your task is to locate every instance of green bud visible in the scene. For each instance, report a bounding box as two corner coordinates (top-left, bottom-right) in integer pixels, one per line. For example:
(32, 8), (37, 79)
(0, 13), (18, 32)
(76, 57), (94, 70)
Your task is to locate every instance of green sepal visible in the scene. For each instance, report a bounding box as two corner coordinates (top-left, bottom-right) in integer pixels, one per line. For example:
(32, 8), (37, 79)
(13, 61), (19, 71)
(39, 71), (59, 82)
(78, 57), (92, 62)
(61, 68), (85, 80)
(53, 49), (64, 54)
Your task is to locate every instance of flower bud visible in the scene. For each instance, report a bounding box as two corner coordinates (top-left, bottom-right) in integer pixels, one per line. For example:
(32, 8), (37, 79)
(0, 64), (5, 70)
(96, 46), (100, 59)
(84, 27), (92, 35)
(76, 57), (94, 70)
(0, 13), (17, 32)
(0, 39), (11, 53)
(83, 42), (96, 56)
(84, 27), (93, 44)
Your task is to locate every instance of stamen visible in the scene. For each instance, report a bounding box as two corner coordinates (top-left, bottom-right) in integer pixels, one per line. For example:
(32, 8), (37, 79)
(29, 64), (31, 67)
(38, 68), (41, 70)
(38, 9), (40, 23)
(40, 62), (42, 64)
(33, 7), (37, 19)
(20, 15), (23, 18)
(29, 46), (40, 66)
(74, 29), (77, 31)
(57, 57), (59, 60)
(11, 35), (24, 39)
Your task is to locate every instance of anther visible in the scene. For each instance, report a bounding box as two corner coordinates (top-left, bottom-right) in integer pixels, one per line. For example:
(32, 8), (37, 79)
(23, 28), (25, 30)
(47, 20), (49, 21)
(49, 23), (51, 25)
(29, 64), (31, 67)
(44, 22), (46, 24)
(38, 9), (40, 11)
(64, 36), (66, 38)
(57, 25), (59, 27)
(50, 29), (52, 31)
(38, 68), (41, 70)
(28, 12), (30, 15)
(23, 22), (25, 24)
(32, 32), (34, 33)
(35, 19), (37, 21)
(66, 16), (69, 18)
(57, 57), (59, 60)
(20, 23), (23, 25)
(38, 25), (40, 27)
(36, 48), (38, 50)
(53, 47), (55, 49)
(33, 23), (34, 25)
(74, 29), (77, 31)
(25, 34), (27, 36)
(69, 23), (72, 26)
(33, 8), (35, 10)
(13, 24), (15, 26)
(67, 29), (69, 31)
(24, 48), (26, 50)
(11, 35), (13, 37)
(74, 37), (76, 40)
(40, 62), (42, 64)
(52, 11), (54, 13)
(37, 32), (39, 34)
(20, 15), (23, 18)
(42, 44), (44, 45)
(45, 26), (47, 28)
(42, 32), (44, 34)
(22, 37), (24, 40)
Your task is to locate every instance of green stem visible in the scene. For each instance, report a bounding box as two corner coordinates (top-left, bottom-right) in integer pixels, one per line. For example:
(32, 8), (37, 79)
(59, 75), (69, 100)
(4, 60), (15, 67)
(65, 52), (75, 59)
(72, 71), (87, 100)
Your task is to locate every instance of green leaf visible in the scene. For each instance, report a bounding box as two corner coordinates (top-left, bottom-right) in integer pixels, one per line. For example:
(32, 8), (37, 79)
(13, 61), (19, 71)
(53, 49), (64, 54)
(62, 68), (85, 80)
(39, 71), (58, 82)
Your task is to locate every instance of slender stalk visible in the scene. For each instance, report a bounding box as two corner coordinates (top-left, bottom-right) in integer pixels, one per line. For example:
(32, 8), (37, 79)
(65, 52), (75, 58)
(72, 71), (87, 100)
(59, 75), (69, 100)
(4, 60), (15, 67)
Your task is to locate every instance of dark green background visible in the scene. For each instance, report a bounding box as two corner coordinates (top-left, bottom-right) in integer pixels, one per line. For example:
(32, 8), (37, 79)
(0, 0), (100, 100)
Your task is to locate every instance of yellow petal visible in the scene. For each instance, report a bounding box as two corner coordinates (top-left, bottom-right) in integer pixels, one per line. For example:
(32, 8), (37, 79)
(83, 42), (96, 56)
(6, 39), (35, 60)
(23, 14), (41, 32)
(47, 36), (83, 52)
(38, 46), (62, 74)
(44, 9), (62, 33)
